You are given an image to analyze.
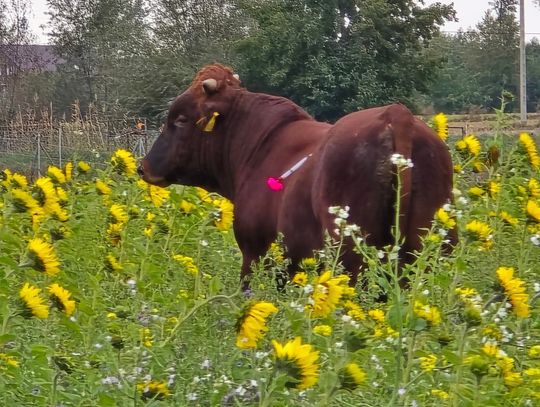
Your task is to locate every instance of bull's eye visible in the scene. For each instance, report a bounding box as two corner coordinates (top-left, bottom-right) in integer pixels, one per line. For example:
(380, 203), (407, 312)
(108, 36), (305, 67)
(174, 115), (188, 127)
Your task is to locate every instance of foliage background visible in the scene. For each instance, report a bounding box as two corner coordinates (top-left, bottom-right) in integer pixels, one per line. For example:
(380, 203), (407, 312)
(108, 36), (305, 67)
(1, 0), (540, 123)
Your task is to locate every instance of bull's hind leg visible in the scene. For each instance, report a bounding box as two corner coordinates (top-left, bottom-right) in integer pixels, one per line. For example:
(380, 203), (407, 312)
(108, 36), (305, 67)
(399, 125), (456, 268)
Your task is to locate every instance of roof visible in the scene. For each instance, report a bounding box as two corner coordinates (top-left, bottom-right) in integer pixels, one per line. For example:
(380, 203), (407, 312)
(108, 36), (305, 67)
(0, 44), (62, 72)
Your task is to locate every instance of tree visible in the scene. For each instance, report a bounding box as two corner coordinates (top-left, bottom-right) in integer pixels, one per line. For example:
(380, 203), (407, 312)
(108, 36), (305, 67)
(0, 0), (35, 120)
(234, 0), (455, 121)
(125, 0), (247, 122)
(470, 0), (519, 110)
(526, 38), (540, 112)
(47, 0), (151, 115)
(426, 32), (485, 113)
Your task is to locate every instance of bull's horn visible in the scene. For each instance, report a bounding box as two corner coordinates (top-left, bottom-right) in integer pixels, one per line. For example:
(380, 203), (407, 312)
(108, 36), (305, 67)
(202, 78), (218, 94)
(233, 73), (240, 81)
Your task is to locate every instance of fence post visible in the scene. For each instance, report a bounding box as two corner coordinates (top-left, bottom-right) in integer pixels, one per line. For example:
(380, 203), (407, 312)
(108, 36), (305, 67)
(37, 132), (41, 177)
(58, 126), (62, 167)
(144, 118), (148, 152)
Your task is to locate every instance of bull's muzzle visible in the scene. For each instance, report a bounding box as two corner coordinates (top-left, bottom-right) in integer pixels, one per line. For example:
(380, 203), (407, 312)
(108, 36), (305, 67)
(137, 164), (145, 177)
(138, 159), (169, 186)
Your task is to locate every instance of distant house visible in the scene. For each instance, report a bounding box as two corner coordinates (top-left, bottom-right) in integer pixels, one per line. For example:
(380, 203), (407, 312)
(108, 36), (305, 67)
(0, 44), (62, 77)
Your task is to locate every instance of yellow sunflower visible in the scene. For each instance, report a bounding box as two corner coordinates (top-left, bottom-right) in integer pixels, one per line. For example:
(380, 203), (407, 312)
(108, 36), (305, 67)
(34, 177), (68, 221)
(435, 207), (456, 229)
(310, 271), (348, 318)
(140, 328), (153, 347)
(456, 134), (481, 157)
(465, 220), (493, 249)
(47, 165), (67, 184)
(137, 380), (171, 400)
(368, 308), (385, 323)
(106, 223), (124, 245)
(344, 300), (366, 321)
(56, 186), (68, 204)
(431, 389), (450, 399)
(235, 301), (278, 349)
(339, 362), (366, 390)
(63, 162), (73, 182)
(268, 242), (285, 265)
(527, 200), (540, 223)
(77, 161), (91, 173)
(433, 113), (448, 141)
(419, 354), (437, 372)
(48, 283), (76, 316)
(529, 345), (540, 358)
(27, 238), (61, 276)
(213, 198), (234, 231)
(413, 301), (441, 326)
(472, 161), (484, 173)
(179, 200), (195, 213)
(496, 266), (530, 318)
(300, 257), (317, 269)
(468, 186), (485, 197)
(519, 132), (540, 169)
(111, 149), (137, 176)
(272, 337), (320, 390)
(488, 181), (500, 198)
(11, 188), (44, 218)
(105, 254), (123, 272)
(312, 325), (332, 336)
(95, 179), (112, 195)
(196, 187), (213, 203)
(19, 283), (49, 319)
(528, 179), (540, 199)
(499, 211), (519, 226)
(172, 254), (199, 276)
(33, 176), (59, 207)
(147, 185), (170, 207)
(1, 169), (29, 190)
(292, 272), (308, 286)
(109, 204), (128, 224)
(0, 353), (19, 368)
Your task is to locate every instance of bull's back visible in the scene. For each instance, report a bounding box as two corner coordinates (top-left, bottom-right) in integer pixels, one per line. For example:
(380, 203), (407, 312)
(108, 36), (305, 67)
(313, 105), (401, 246)
(312, 103), (453, 248)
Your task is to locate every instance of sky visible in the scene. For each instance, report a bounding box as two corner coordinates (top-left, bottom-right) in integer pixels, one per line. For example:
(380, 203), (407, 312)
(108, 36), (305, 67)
(27, 0), (540, 44)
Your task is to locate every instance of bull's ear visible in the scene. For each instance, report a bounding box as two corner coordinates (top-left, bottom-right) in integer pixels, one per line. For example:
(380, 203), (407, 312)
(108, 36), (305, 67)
(202, 78), (218, 95)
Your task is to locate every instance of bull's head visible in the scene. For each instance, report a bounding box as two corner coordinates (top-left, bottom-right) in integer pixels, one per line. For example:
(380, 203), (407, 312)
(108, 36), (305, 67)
(138, 64), (241, 190)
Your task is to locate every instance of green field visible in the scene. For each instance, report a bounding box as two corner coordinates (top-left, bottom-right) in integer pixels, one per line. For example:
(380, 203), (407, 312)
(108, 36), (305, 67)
(0, 124), (540, 406)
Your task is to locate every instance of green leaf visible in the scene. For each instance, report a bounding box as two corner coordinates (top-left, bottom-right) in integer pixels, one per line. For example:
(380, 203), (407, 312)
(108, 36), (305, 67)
(98, 393), (118, 406)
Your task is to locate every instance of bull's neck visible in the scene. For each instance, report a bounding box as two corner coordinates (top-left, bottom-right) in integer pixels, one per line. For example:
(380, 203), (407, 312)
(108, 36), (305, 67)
(206, 91), (314, 201)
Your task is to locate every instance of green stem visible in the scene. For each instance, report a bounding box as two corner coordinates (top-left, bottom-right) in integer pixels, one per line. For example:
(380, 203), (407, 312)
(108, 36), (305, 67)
(138, 237), (150, 282)
(388, 165), (405, 407)
(51, 371), (61, 406)
(1, 310), (11, 335)
(453, 324), (468, 407)
(161, 293), (240, 346)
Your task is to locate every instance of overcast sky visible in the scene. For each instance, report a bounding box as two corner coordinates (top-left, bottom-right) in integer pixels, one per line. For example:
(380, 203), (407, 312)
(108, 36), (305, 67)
(27, 0), (540, 44)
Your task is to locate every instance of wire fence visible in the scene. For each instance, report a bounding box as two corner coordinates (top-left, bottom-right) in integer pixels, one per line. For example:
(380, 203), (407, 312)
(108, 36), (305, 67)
(0, 115), (155, 179)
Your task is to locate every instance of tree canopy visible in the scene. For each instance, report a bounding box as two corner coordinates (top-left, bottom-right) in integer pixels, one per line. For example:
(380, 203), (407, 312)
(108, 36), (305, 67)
(4, 0), (540, 122)
(235, 0), (455, 121)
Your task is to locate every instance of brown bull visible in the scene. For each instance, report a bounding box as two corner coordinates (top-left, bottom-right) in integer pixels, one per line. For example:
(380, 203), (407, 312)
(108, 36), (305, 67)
(139, 63), (455, 289)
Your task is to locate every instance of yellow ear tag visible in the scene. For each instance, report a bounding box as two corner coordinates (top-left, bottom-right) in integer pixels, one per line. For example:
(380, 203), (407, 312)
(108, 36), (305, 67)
(203, 112), (219, 132)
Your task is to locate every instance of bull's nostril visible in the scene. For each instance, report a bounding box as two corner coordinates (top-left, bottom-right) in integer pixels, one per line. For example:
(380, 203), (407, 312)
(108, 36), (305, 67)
(137, 164), (144, 177)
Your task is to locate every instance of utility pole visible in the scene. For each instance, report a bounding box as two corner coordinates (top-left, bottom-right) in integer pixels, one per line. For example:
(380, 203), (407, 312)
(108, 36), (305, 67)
(519, 0), (527, 124)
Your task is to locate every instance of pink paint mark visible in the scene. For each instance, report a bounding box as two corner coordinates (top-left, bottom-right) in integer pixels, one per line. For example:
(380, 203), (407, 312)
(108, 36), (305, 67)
(267, 177), (284, 191)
